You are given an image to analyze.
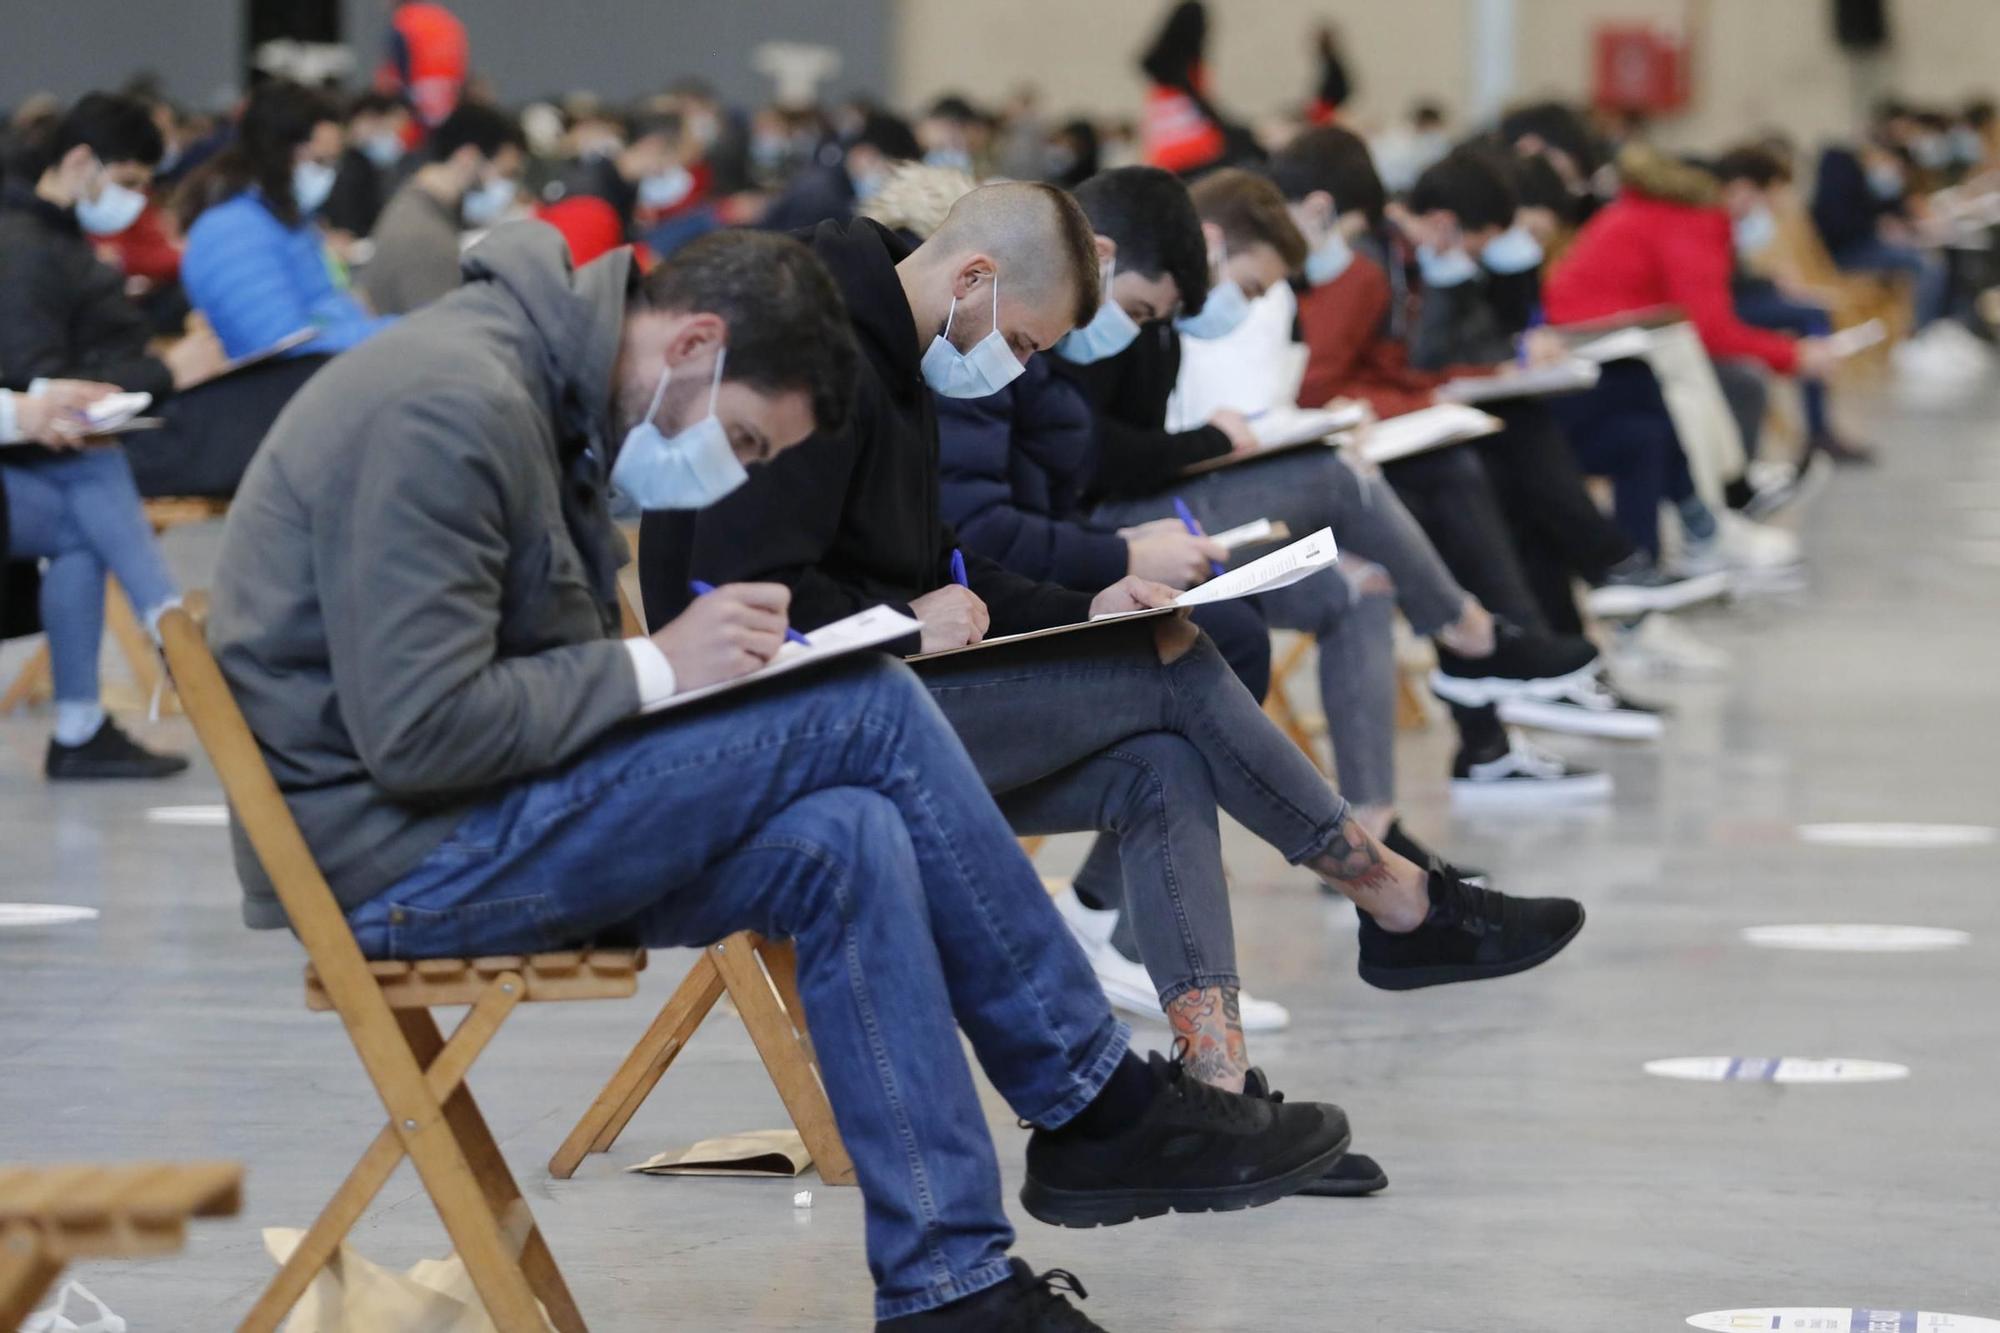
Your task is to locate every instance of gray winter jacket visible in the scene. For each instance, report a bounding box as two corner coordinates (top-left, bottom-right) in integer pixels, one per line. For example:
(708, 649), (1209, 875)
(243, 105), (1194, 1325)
(208, 221), (640, 928)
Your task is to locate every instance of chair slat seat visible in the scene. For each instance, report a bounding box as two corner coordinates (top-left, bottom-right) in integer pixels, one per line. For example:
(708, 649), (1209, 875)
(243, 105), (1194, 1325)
(304, 949), (647, 1011)
(0, 1162), (242, 1263)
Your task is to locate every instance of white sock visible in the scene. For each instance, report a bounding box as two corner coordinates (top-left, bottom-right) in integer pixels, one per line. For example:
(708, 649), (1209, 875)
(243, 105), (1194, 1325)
(143, 594), (184, 641)
(54, 702), (106, 747)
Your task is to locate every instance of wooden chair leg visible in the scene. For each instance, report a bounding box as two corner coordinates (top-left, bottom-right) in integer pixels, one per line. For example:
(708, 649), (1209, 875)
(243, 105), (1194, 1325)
(0, 643), (52, 715)
(1395, 669), (1431, 732)
(0, 1227), (63, 1330)
(398, 1012), (585, 1333)
(711, 936), (855, 1186)
(757, 937), (815, 1064)
(548, 949), (726, 1178)
(105, 579), (167, 707)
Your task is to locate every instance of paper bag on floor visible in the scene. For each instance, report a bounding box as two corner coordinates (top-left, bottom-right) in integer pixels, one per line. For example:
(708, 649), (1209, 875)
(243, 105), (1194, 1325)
(262, 1227), (546, 1333)
(627, 1129), (811, 1177)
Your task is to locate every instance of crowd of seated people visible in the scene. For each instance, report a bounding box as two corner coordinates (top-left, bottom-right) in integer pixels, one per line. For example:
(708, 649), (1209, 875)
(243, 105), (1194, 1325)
(4, 1), (1999, 1322)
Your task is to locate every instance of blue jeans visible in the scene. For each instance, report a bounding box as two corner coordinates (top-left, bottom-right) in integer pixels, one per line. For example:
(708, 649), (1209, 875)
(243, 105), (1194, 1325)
(345, 656), (1127, 1320)
(2, 448), (179, 702)
(1735, 283), (1834, 439)
(1546, 361), (1697, 559)
(917, 621), (1353, 1002)
(1832, 237), (1949, 329)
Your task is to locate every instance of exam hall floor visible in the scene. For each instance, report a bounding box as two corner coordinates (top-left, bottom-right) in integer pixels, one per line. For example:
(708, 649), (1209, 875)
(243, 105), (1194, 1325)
(2, 377), (1996, 1331)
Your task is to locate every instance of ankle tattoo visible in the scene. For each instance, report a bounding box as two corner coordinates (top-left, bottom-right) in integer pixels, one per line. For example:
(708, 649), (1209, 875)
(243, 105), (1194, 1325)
(1165, 986), (1247, 1089)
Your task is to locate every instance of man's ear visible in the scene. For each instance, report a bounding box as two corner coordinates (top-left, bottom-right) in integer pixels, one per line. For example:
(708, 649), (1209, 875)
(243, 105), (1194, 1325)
(952, 252), (996, 300)
(1092, 233), (1116, 265)
(58, 143), (96, 180)
(1199, 220), (1225, 256)
(662, 311), (728, 364)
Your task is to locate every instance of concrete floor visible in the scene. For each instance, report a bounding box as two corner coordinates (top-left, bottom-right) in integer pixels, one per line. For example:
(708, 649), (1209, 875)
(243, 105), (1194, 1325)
(3, 379), (1997, 1331)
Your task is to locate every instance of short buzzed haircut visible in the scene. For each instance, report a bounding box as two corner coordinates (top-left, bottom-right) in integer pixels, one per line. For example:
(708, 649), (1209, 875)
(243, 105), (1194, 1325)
(1189, 168), (1308, 269)
(1073, 166), (1211, 317)
(925, 180), (1102, 327)
(639, 230), (859, 434)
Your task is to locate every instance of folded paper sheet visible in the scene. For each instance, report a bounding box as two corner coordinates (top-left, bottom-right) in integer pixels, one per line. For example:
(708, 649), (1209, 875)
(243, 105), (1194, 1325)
(263, 1228), (541, 1333)
(628, 1129), (813, 1178)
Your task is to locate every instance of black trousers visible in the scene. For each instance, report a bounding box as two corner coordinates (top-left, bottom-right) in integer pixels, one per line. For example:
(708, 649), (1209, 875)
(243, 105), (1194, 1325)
(121, 354), (331, 498)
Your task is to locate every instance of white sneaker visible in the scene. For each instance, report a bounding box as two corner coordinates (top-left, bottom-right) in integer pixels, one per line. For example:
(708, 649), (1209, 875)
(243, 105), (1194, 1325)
(1893, 321), (1993, 384)
(1047, 881), (1291, 1032)
(1611, 614), (1733, 679)
(1451, 735), (1614, 804)
(1677, 513), (1800, 578)
(1496, 674), (1666, 740)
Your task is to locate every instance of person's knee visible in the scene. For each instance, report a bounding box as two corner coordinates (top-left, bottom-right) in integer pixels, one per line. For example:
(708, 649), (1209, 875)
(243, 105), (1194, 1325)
(1098, 731), (1208, 818)
(773, 787), (922, 924)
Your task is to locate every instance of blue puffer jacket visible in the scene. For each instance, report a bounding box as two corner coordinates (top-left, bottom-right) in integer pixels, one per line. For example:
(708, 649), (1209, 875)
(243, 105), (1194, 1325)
(936, 355), (1131, 591)
(182, 192), (395, 359)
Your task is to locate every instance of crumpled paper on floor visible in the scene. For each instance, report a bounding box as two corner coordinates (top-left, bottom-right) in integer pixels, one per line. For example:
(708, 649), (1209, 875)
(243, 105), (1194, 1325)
(262, 1227), (547, 1333)
(627, 1128), (811, 1178)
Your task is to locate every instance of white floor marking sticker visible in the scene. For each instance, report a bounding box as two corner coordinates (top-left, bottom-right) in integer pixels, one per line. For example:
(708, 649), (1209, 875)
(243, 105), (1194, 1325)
(145, 804), (229, 827)
(1645, 1057), (1909, 1084)
(1741, 924), (1971, 953)
(0, 904), (100, 928)
(1796, 823), (1996, 849)
(1689, 1309), (2000, 1330)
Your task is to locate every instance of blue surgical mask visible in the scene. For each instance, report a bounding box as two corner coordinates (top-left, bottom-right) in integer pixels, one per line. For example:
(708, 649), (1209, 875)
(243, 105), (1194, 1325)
(1911, 134), (1951, 170)
(1950, 126), (1985, 165)
(1175, 249), (1253, 340)
(1732, 204), (1776, 256)
(921, 274), (1024, 398)
(1303, 230), (1354, 287)
(360, 133), (404, 169)
(925, 147), (973, 173)
(638, 165), (694, 209)
(75, 166), (147, 237)
(1481, 225), (1544, 275)
(461, 173), (516, 226)
(1056, 262), (1141, 364)
(610, 349), (747, 510)
(293, 160), (336, 215)
(1866, 163), (1904, 200)
(1417, 244), (1479, 289)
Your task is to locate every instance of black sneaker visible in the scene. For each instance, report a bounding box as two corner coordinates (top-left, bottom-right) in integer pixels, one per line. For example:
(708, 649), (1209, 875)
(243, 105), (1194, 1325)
(877, 1260), (1101, 1332)
(1583, 564), (1730, 619)
(1430, 620), (1600, 708)
(1021, 1051), (1350, 1228)
(1381, 817), (1488, 889)
(1451, 735), (1612, 805)
(1241, 1069), (1388, 1197)
(1496, 675), (1666, 740)
(45, 719), (189, 781)
(1357, 858), (1585, 991)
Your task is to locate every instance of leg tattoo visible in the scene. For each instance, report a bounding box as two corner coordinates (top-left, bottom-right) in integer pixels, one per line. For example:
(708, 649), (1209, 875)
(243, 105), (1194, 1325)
(1165, 986), (1248, 1091)
(1309, 816), (1427, 930)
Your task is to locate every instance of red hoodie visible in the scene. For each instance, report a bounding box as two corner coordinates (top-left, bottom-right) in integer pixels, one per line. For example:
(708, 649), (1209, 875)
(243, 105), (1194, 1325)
(1297, 253), (1492, 418)
(1544, 192), (1799, 375)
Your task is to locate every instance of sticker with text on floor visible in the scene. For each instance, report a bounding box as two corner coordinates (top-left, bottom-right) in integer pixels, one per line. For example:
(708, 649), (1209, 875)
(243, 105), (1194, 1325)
(0, 904), (99, 928)
(1796, 823), (1997, 849)
(146, 804), (228, 826)
(1741, 924), (1971, 953)
(1688, 1309), (2000, 1330)
(1645, 1057), (1909, 1084)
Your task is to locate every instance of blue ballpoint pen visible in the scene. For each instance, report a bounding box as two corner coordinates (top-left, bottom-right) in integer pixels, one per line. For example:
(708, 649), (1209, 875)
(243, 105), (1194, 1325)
(950, 549), (970, 587)
(1172, 497), (1227, 578)
(690, 580), (810, 645)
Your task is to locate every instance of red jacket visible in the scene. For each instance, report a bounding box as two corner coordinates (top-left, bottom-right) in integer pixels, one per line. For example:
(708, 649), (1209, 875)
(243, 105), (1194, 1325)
(1544, 192), (1799, 375)
(1297, 254), (1489, 418)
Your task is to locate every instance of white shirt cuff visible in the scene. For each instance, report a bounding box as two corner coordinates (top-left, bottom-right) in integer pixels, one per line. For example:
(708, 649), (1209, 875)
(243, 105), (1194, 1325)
(623, 637), (679, 713)
(0, 390), (18, 445)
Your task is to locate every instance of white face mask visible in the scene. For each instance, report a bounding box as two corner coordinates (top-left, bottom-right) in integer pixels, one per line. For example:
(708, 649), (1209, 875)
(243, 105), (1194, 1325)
(610, 348), (747, 511)
(1480, 224), (1545, 275)
(360, 132), (404, 169)
(461, 173), (516, 226)
(921, 273), (1024, 398)
(1417, 244), (1480, 289)
(1174, 251), (1252, 340)
(1056, 260), (1142, 364)
(292, 160), (336, 214)
(75, 164), (146, 236)
(638, 164), (695, 209)
(1304, 230), (1354, 287)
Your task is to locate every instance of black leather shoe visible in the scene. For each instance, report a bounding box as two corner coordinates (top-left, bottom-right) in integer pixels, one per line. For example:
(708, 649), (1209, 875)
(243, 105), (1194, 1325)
(876, 1260), (1103, 1331)
(45, 719), (189, 781)
(1241, 1068), (1389, 1196)
(1021, 1051), (1349, 1227)
(1357, 858), (1584, 991)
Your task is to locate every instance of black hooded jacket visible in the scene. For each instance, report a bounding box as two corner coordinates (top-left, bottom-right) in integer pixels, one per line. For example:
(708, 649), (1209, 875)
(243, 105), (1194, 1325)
(639, 218), (1091, 642)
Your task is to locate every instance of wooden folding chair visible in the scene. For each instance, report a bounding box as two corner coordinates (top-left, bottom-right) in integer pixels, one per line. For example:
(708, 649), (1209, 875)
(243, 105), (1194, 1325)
(159, 608), (854, 1329)
(0, 1161), (241, 1328)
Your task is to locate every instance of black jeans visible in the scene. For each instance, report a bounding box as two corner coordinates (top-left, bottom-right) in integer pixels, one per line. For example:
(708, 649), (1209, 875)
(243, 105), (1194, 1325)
(122, 354), (331, 498)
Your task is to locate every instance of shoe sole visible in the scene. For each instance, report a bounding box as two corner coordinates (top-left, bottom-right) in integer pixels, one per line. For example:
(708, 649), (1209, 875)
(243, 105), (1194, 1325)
(1427, 662), (1600, 709)
(1019, 1126), (1353, 1228)
(1495, 696), (1665, 740)
(1450, 772), (1614, 805)
(1357, 904), (1587, 992)
(1584, 571), (1732, 618)
(1294, 1164), (1390, 1198)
